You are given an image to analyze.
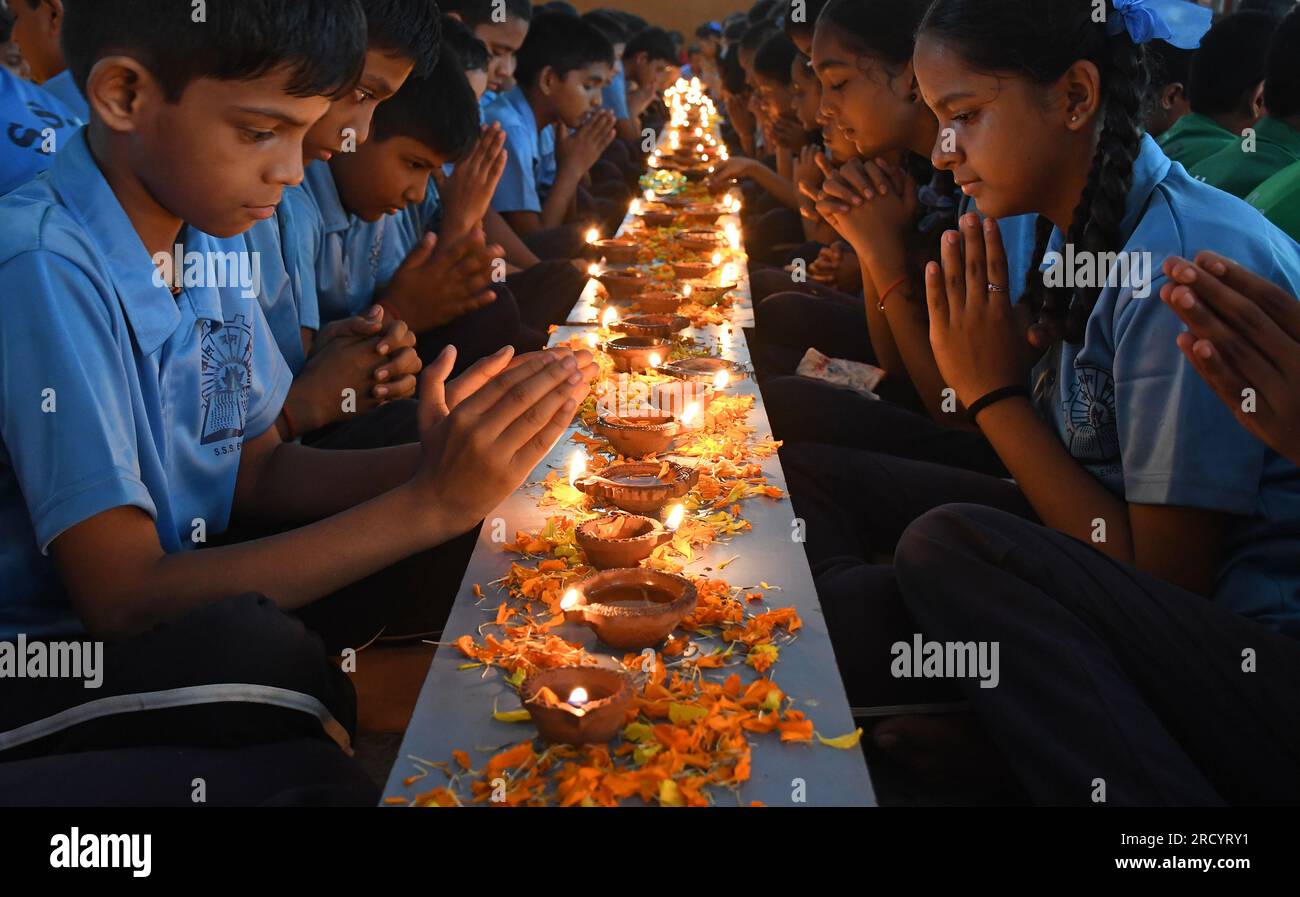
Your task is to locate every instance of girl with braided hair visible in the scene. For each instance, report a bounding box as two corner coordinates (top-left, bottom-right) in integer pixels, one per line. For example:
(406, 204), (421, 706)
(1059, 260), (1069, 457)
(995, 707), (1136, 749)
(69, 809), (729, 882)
(780, 1), (1300, 786)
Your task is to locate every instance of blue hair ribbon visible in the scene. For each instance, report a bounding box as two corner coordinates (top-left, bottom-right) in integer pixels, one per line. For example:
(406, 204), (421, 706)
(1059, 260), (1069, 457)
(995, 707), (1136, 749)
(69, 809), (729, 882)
(1107, 0), (1213, 50)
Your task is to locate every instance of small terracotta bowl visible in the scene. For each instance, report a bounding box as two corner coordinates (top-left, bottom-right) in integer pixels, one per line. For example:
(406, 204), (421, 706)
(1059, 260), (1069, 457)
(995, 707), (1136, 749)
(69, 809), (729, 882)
(521, 666), (632, 744)
(641, 207), (679, 227)
(605, 336), (671, 373)
(671, 260), (715, 279)
(682, 279), (737, 305)
(634, 291), (685, 314)
(593, 238), (639, 264)
(594, 411), (681, 457)
(576, 513), (673, 570)
(563, 568), (699, 650)
(683, 205), (725, 224)
(575, 460), (698, 514)
(659, 356), (749, 384)
(651, 381), (715, 416)
(679, 230), (723, 252)
(598, 269), (648, 301)
(613, 313), (689, 339)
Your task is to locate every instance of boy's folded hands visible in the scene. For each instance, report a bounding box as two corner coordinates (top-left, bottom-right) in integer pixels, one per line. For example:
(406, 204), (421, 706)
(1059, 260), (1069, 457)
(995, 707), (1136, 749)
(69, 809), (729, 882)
(558, 109), (617, 176)
(379, 229), (505, 332)
(411, 344), (598, 530)
(436, 124), (509, 243)
(284, 306), (422, 436)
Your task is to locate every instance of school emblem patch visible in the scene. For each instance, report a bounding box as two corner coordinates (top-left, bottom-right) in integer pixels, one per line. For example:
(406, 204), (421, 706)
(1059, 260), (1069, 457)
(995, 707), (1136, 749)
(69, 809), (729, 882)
(199, 314), (253, 445)
(1065, 365), (1120, 463)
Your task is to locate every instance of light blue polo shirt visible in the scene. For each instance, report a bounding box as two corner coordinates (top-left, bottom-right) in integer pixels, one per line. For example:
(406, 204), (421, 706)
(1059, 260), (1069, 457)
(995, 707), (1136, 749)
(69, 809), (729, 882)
(0, 65), (83, 195)
(601, 66), (629, 121)
(40, 69), (90, 122)
(1030, 134), (1300, 636)
(286, 160), (442, 326)
(0, 131), (292, 638)
(484, 86), (556, 214)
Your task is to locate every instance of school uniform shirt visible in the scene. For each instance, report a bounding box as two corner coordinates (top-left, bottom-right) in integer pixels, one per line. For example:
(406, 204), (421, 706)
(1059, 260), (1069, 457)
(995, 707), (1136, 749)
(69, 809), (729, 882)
(39, 69), (90, 122)
(601, 66), (629, 121)
(1030, 133), (1300, 636)
(1190, 116), (1300, 199)
(1156, 112), (1235, 171)
(484, 86), (557, 214)
(1247, 159), (1300, 243)
(0, 131), (292, 639)
(286, 161), (442, 326)
(0, 66), (83, 196)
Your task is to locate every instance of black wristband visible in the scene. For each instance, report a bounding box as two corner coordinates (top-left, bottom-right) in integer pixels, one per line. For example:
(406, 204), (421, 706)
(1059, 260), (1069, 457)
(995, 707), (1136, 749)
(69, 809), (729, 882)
(966, 385), (1031, 425)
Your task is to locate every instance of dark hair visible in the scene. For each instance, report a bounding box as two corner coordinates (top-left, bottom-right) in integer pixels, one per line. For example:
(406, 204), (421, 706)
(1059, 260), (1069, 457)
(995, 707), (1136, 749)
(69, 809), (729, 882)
(606, 10), (646, 35)
(62, 0), (367, 103)
(739, 22), (777, 55)
(818, 0), (930, 68)
(749, 0), (781, 25)
(1188, 11), (1280, 117)
(514, 11), (613, 87)
(696, 22), (722, 40)
(442, 0), (532, 28)
(785, 0), (829, 41)
(372, 48), (479, 159)
(721, 46), (749, 94)
(625, 26), (677, 65)
(1264, 8), (1300, 118)
(754, 31), (798, 85)
(1145, 40), (1193, 90)
(920, 0), (1150, 343)
(1240, 0), (1298, 16)
(0, 8), (12, 44)
(542, 1), (577, 16)
(582, 10), (629, 46)
(441, 13), (489, 72)
(360, 0), (441, 78)
(724, 19), (748, 43)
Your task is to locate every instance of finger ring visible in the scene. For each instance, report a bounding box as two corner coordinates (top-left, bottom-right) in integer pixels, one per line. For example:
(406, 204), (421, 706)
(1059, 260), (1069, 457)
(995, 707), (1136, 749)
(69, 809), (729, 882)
(987, 283), (1008, 293)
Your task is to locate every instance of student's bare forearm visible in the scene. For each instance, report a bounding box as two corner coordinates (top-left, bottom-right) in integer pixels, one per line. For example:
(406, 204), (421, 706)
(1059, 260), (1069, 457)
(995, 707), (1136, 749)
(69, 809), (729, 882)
(745, 164), (799, 210)
(858, 264), (905, 379)
(977, 398), (1133, 558)
(616, 118), (640, 142)
(485, 209), (540, 267)
(541, 168), (583, 230)
(240, 441), (421, 522)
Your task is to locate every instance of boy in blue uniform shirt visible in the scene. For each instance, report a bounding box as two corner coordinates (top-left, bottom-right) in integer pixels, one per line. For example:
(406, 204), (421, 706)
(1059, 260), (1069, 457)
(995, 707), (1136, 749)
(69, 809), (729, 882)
(0, 0), (595, 795)
(484, 12), (616, 250)
(443, 0), (532, 108)
(0, 57), (80, 194)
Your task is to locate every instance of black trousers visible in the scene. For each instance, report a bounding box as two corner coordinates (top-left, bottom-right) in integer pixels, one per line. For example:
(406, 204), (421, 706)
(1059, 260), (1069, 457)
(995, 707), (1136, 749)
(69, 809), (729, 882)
(781, 444), (1034, 711)
(750, 287), (875, 381)
(412, 282), (529, 379)
(506, 258), (589, 332)
(762, 377), (1006, 475)
(897, 504), (1300, 806)
(745, 206), (806, 267)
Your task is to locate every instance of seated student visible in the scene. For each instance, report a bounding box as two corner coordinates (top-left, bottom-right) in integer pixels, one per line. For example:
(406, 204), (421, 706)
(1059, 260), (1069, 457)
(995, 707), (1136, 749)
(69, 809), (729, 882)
(1192, 7), (1300, 198)
(883, 255), (1300, 805)
(1143, 39), (1193, 140)
(483, 11), (617, 255)
(439, 12), (591, 334)
(1248, 158), (1300, 239)
(782, 0), (1300, 725)
(0, 15), (81, 194)
(0, 0), (595, 785)
(7, 0), (87, 119)
(620, 25), (682, 125)
(227, 0), (441, 451)
(443, 0), (532, 110)
(1158, 11), (1278, 169)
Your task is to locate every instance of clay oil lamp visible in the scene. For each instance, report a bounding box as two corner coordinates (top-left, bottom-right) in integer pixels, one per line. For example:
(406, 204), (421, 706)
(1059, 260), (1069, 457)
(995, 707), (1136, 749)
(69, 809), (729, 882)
(612, 313), (689, 339)
(521, 666), (632, 745)
(598, 268), (648, 301)
(678, 229), (723, 252)
(652, 380), (715, 416)
(593, 401), (699, 458)
(659, 356), (749, 386)
(682, 203), (726, 225)
(633, 290), (685, 314)
(604, 336), (670, 374)
(640, 204), (678, 227)
(671, 259), (714, 280)
(575, 508), (679, 570)
(559, 565), (698, 650)
(592, 238), (639, 265)
(681, 280), (737, 306)
(574, 460), (698, 515)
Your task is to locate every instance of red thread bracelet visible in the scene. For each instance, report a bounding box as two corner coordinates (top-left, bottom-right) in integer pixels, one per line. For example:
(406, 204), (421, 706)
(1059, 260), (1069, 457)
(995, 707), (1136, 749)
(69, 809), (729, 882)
(877, 275), (909, 311)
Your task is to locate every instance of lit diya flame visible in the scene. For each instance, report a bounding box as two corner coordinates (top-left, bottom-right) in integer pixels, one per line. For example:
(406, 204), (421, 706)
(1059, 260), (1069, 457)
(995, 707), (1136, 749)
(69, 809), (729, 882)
(680, 401), (701, 427)
(711, 251), (723, 267)
(568, 686), (589, 705)
(568, 451), (586, 488)
(587, 262), (601, 278)
(586, 332), (599, 348)
(649, 353), (662, 369)
(725, 223), (742, 250)
(722, 262), (738, 284)
(600, 306), (618, 329)
(643, 189), (655, 203)
(713, 370), (730, 389)
(694, 127), (703, 137)
(561, 588), (580, 611)
(665, 504), (686, 532)
(695, 143), (704, 153)
(585, 227), (600, 245)
(629, 198), (641, 215)
(722, 195), (735, 211)
(682, 283), (693, 299)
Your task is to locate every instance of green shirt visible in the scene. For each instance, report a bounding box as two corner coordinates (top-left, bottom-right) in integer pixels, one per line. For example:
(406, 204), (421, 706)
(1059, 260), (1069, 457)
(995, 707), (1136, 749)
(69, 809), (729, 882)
(1190, 116), (1300, 199)
(1247, 160), (1300, 243)
(1156, 112), (1235, 170)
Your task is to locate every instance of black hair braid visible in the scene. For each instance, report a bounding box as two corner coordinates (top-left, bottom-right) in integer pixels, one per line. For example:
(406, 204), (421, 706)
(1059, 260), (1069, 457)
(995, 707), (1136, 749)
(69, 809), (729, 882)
(1047, 32), (1148, 342)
